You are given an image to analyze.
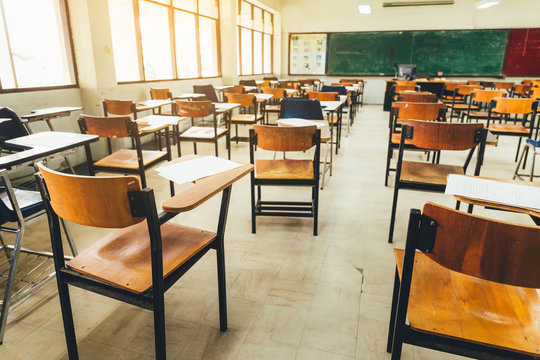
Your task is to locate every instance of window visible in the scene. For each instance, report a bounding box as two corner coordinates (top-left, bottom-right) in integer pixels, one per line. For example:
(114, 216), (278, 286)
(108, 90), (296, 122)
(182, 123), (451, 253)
(0, 0), (76, 91)
(237, 0), (273, 75)
(108, 0), (220, 82)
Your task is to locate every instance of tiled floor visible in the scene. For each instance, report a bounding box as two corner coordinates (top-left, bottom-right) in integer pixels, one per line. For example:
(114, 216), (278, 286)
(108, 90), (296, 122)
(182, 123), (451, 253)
(0, 105), (535, 359)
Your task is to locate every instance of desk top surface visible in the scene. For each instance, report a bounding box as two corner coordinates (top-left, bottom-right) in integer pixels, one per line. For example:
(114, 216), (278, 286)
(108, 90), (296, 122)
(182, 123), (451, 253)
(0, 132), (98, 169)
(136, 115), (187, 132)
(174, 93), (205, 100)
(277, 118), (331, 141)
(21, 106), (83, 120)
(214, 103), (241, 112)
(161, 155), (253, 213)
(136, 99), (173, 112)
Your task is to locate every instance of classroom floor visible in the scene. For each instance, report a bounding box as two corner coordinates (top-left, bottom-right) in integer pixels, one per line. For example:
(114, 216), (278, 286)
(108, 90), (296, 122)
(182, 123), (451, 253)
(0, 105), (535, 360)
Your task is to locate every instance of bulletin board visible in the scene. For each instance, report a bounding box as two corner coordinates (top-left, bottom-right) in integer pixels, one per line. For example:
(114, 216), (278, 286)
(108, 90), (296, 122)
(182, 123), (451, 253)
(288, 33), (327, 75)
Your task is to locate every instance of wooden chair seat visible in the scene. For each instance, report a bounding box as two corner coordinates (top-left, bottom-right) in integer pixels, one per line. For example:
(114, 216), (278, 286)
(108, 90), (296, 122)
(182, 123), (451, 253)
(180, 126), (228, 139)
(67, 222), (216, 294)
(448, 104), (478, 110)
(468, 110), (500, 118)
(94, 149), (167, 169)
(255, 159), (314, 180)
(394, 249), (540, 357)
(265, 104), (281, 112)
(488, 123), (529, 135)
(400, 161), (463, 186)
(230, 113), (264, 124)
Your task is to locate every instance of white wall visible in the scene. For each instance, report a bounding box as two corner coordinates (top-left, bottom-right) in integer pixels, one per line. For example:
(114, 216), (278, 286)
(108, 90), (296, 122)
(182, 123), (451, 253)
(280, 0), (540, 104)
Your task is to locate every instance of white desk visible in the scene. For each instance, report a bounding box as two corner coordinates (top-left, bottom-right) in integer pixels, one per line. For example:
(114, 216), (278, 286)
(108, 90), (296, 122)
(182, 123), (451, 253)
(174, 93), (205, 100)
(136, 115), (186, 132)
(21, 106), (83, 133)
(136, 99), (174, 113)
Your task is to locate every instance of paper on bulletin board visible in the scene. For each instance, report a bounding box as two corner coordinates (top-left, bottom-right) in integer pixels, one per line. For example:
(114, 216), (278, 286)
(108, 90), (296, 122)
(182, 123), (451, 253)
(289, 33), (327, 75)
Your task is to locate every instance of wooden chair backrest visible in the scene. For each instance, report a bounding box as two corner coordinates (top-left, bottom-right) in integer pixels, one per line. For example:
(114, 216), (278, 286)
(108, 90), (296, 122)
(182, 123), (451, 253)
(79, 115), (131, 138)
(393, 102), (444, 121)
(491, 97), (537, 114)
(466, 80), (481, 85)
(422, 202), (540, 288)
(492, 81), (514, 89)
(263, 76), (278, 81)
(262, 87), (286, 98)
(404, 119), (483, 150)
(226, 93), (255, 107)
(341, 78), (362, 84)
(225, 85), (244, 94)
(398, 92), (437, 103)
(279, 81), (300, 89)
(253, 125), (317, 152)
(261, 80), (271, 87)
(513, 84), (533, 95)
(175, 100), (213, 118)
(471, 90), (506, 103)
(307, 91), (338, 101)
(37, 163), (143, 228)
(150, 88), (172, 100)
(302, 79), (314, 85)
(530, 87), (540, 99)
(394, 80), (416, 86)
(521, 79), (534, 85)
(444, 82), (467, 92)
(332, 82), (353, 87)
(456, 85), (483, 96)
(103, 99), (135, 116)
(393, 85), (417, 93)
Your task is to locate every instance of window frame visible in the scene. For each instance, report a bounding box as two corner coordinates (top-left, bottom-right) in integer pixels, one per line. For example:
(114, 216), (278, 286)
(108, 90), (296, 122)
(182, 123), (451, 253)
(237, 0), (273, 76)
(0, 0), (78, 93)
(115, 0), (222, 84)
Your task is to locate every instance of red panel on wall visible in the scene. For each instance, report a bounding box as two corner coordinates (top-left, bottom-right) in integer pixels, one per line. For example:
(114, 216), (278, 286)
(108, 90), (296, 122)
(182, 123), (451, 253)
(503, 28), (540, 77)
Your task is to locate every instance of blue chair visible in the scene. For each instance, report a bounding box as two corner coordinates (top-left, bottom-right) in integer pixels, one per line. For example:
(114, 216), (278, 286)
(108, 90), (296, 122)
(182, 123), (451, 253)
(279, 98), (324, 120)
(321, 85), (347, 96)
(0, 107), (29, 152)
(322, 85), (349, 153)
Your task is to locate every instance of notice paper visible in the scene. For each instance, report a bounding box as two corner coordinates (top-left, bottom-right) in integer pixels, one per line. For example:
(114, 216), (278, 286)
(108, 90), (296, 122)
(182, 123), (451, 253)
(156, 156), (242, 185)
(445, 174), (540, 211)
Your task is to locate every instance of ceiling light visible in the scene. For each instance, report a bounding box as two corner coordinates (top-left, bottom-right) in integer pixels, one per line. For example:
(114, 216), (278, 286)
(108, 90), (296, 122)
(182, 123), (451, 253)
(358, 1), (372, 14)
(476, 0), (501, 9)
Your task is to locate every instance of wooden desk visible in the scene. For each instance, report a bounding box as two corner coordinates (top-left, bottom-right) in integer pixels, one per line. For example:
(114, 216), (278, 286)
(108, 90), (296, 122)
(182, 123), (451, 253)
(449, 175), (540, 225)
(20, 106), (83, 133)
(174, 93), (205, 100)
(161, 155), (253, 214)
(136, 115), (186, 133)
(0, 131), (98, 341)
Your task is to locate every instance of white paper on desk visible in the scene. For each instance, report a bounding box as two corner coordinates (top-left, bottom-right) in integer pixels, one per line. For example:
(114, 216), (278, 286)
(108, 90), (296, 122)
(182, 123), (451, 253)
(445, 174), (540, 211)
(277, 119), (324, 128)
(156, 156), (242, 185)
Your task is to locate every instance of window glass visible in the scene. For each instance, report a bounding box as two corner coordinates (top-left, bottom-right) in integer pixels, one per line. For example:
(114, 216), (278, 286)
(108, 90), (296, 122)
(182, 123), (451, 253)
(263, 34), (272, 73)
(138, 1), (173, 80)
(109, 0), (140, 82)
(240, 1), (252, 28)
(240, 28), (252, 75)
(0, 5), (15, 89)
(253, 31), (262, 74)
(253, 7), (263, 32)
(264, 11), (272, 34)
(199, 17), (218, 77)
(198, 0), (218, 18)
(1, 0), (75, 89)
(174, 10), (198, 78)
(172, 0), (196, 12)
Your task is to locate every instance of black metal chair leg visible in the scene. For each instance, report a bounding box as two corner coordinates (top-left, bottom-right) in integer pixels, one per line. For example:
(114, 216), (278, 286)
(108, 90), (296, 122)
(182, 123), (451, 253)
(153, 296), (166, 359)
(216, 240), (228, 331)
(250, 180), (256, 234)
(388, 183), (400, 243)
(57, 280), (79, 360)
(313, 184), (319, 236)
(387, 269), (401, 353)
(515, 137), (522, 162)
(193, 142), (197, 154)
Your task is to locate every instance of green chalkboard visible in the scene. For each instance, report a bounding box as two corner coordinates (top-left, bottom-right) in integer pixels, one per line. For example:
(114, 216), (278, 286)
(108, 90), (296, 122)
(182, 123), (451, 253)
(326, 30), (508, 76)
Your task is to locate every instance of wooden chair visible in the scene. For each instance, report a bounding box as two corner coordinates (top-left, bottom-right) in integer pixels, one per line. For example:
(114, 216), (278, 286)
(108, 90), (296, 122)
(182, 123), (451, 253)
(387, 202), (540, 360)
(463, 89), (506, 123)
(394, 81), (416, 86)
(261, 87), (287, 124)
(396, 92), (437, 103)
(193, 84), (220, 103)
(388, 120), (487, 243)
(486, 97), (539, 162)
(224, 85), (245, 94)
(466, 80), (482, 85)
(385, 102), (446, 186)
(35, 160), (236, 359)
(447, 85), (483, 120)
(492, 81), (515, 91)
(224, 93), (264, 143)
(307, 91), (339, 102)
(441, 81), (466, 103)
(149, 88), (174, 114)
(175, 100), (230, 159)
(78, 115), (174, 195)
(239, 79), (257, 92)
(512, 83), (533, 98)
(263, 76), (278, 81)
(249, 125), (321, 235)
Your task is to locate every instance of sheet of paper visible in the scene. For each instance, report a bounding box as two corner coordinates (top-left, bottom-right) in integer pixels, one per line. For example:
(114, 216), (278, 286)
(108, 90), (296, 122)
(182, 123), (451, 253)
(156, 156), (242, 185)
(445, 175), (540, 211)
(7, 132), (87, 149)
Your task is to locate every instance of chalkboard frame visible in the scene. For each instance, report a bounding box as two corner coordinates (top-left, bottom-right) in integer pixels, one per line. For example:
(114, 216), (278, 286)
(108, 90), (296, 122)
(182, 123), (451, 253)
(287, 29), (527, 78)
